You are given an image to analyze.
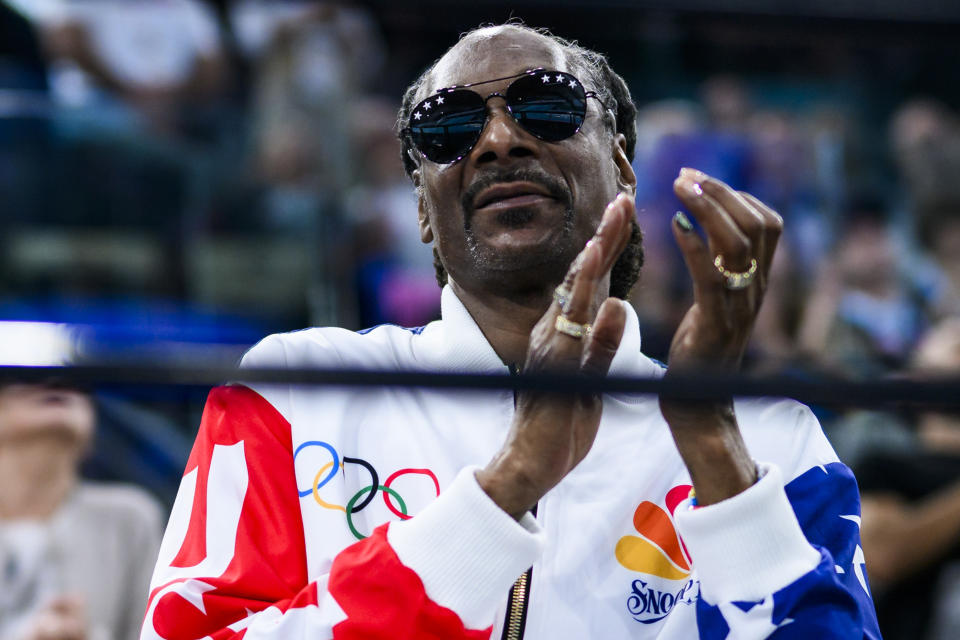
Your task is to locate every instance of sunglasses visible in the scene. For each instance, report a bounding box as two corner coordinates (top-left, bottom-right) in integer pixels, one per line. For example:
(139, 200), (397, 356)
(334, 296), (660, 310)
(403, 68), (609, 165)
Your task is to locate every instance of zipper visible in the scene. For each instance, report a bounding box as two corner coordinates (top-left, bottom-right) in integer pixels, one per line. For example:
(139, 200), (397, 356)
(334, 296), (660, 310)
(503, 363), (533, 640)
(501, 566), (533, 640)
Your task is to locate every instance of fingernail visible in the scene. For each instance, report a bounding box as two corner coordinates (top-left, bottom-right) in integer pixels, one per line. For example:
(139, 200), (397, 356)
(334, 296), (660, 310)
(680, 167), (708, 181)
(691, 182), (703, 196)
(674, 211), (694, 232)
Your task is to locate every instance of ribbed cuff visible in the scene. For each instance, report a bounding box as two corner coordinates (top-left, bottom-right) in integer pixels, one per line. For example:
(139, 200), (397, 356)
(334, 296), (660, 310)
(675, 463), (820, 603)
(386, 466), (545, 630)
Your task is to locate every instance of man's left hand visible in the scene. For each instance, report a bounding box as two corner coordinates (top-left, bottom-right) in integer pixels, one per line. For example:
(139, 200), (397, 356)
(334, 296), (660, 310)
(662, 168), (784, 505)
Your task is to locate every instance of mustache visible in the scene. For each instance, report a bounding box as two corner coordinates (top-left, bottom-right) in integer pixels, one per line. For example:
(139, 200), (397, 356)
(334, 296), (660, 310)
(461, 168), (573, 227)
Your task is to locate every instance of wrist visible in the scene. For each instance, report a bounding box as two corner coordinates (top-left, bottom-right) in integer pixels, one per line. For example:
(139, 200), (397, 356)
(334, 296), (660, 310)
(659, 396), (736, 430)
(475, 457), (544, 521)
(659, 402), (757, 506)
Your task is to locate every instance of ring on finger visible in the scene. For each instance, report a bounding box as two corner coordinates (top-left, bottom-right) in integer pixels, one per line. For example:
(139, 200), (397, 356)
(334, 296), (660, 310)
(555, 314), (592, 339)
(714, 255), (758, 290)
(553, 284), (573, 311)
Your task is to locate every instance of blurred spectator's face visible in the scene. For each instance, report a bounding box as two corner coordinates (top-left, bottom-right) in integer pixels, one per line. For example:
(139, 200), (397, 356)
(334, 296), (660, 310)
(0, 384), (94, 446)
(701, 75), (750, 130)
(890, 100), (951, 157)
(932, 218), (960, 266)
(837, 221), (897, 294)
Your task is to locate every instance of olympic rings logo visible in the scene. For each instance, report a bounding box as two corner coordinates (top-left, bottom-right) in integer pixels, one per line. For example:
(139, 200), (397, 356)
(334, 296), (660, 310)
(293, 440), (440, 540)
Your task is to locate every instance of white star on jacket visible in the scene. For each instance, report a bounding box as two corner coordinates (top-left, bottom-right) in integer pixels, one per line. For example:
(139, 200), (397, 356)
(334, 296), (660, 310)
(840, 514), (870, 595)
(717, 596), (794, 640)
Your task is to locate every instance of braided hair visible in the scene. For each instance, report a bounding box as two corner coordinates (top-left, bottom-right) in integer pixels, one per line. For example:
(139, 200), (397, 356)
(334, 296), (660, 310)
(397, 23), (643, 299)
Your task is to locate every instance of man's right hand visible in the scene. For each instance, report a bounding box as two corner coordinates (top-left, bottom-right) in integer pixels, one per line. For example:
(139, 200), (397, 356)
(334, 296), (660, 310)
(476, 193), (634, 520)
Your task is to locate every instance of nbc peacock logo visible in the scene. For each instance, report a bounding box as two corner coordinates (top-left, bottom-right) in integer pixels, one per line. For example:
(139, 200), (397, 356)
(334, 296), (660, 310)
(615, 484), (693, 580)
(615, 485), (699, 624)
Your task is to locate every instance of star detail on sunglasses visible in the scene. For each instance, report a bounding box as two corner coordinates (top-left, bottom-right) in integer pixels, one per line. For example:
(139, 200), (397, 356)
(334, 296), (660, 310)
(542, 74), (551, 83)
(569, 80), (577, 88)
(423, 101), (432, 110)
(555, 74), (564, 82)
(413, 111), (422, 120)
(436, 96), (444, 105)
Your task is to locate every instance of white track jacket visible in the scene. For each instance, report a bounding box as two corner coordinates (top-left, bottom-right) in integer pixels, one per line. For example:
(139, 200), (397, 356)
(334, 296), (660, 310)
(142, 286), (882, 639)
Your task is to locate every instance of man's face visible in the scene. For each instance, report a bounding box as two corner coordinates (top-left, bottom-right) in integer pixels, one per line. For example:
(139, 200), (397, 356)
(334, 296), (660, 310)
(413, 27), (634, 297)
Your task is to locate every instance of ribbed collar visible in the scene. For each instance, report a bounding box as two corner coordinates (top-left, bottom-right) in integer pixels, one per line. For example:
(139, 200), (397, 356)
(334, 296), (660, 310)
(413, 286), (659, 379)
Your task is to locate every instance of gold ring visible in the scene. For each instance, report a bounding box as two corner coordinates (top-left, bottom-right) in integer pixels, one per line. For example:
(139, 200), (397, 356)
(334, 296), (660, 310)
(713, 255), (758, 290)
(555, 315), (592, 339)
(553, 284), (572, 311)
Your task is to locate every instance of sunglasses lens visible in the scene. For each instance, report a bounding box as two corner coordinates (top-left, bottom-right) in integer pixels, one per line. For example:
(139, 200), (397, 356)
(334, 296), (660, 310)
(507, 71), (587, 142)
(408, 90), (486, 164)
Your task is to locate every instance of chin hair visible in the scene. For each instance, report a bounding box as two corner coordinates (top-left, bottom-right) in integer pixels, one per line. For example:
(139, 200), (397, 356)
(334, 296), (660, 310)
(464, 241), (575, 291)
(463, 204), (575, 276)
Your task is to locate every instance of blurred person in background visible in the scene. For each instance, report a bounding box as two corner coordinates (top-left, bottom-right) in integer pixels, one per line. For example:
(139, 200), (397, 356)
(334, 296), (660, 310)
(918, 196), (960, 303)
(890, 98), (960, 226)
(233, 0), (385, 198)
(0, 0), (51, 227)
(797, 194), (953, 378)
(195, 0), (388, 328)
(746, 241), (803, 371)
(8, 0), (226, 137)
(852, 319), (960, 640)
(346, 98), (441, 327)
(629, 99), (706, 361)
(889, 98), (960, 330)
(0, 382), (162, 640)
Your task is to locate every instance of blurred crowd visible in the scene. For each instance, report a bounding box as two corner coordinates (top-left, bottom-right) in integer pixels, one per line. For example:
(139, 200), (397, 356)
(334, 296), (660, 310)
(630, 80), (960, 375)
(1, 1), (960, 639)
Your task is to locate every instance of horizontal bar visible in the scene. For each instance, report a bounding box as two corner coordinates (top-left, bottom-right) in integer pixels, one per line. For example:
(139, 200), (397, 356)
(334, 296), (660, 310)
(1, 364), (958, 411)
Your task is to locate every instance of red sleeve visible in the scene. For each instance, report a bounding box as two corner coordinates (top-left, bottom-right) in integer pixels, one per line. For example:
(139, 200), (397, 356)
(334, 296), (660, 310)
(141, 385), (491, 640)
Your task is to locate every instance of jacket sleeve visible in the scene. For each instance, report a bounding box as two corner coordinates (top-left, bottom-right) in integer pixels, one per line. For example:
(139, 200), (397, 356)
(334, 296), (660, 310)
(140, 385), (543, 640)
(674, 461), (882, 639)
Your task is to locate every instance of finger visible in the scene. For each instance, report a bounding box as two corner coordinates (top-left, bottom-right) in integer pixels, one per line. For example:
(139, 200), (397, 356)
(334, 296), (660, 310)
(555, 193), (632, 315)
(671, 211), (723, 307)
(683, 168), (767, 267)
(563, 237), (603, 323)
(581, 297), (626, 375)
(739, 191), (783, 273)
(683, 169), (765, 238)
(566, 195), (633, 322)
(594, 193), (634, 274)
(674, 174), (753, 272)
(525, 237), (602, 371)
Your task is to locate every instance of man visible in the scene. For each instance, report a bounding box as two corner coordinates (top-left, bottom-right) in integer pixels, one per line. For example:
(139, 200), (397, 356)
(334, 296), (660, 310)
(142, 24), (880, 639)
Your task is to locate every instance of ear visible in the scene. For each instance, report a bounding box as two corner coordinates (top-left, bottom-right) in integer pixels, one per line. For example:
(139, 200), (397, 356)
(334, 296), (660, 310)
(611, 133), (637, 197)
(414, 169), (434, 243)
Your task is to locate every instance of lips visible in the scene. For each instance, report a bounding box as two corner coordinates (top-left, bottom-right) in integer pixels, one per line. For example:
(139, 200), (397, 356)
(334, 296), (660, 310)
(473, 182), (553, 210)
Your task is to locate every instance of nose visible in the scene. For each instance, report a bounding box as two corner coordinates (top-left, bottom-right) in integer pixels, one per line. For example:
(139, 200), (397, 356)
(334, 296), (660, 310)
(468, 100), (537, 165)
